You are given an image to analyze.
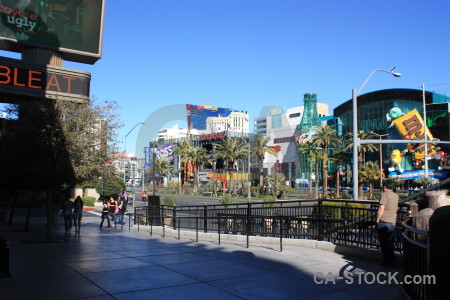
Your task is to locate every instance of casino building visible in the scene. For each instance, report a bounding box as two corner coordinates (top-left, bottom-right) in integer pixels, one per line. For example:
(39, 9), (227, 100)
(332, 88), (450, 185)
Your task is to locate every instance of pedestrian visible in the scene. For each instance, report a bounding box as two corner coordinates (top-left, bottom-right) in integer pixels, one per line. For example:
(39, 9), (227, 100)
(376, 179), (399, 266)
(100, 199), (111, 229)
(121, 190), (127, 202)
(62, 197), (74, 233)
(115, 198), (124, 229)
(109, 196), (116, 222)
(114, 195), (121, 228)
(73, 196), (84, 233)
(141, 191), (148, 204)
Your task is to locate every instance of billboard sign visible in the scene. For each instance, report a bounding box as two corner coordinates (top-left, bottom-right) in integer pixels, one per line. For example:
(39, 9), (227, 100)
(0, 56), (90, 102)
(186, 104), (245, 130)
(0, 0), (104, 64)
(156, 144), (174, 163)
(389, 169), (447, 180)
(392, 109), (436, 160)
(144, 147), (150, 168)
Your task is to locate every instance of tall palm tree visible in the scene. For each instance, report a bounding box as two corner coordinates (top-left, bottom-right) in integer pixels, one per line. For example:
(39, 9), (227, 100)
(310, 125), (342, 196)
(360, 161), (380, 199)
(214, 137), (247, 194)
(345, 130), (378, 199)
(330, 148), (348, 198)
(252, 135), (278, 187)
(173, 140), (192, 186)
(310, 148), (323, 198)
(182, 146), (209, 193)
(297, 141), (316, 197)
(154, 157), (172, 186)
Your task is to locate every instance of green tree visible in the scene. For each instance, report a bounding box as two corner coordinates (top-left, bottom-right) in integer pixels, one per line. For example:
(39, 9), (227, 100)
(182, 146), (210, 193)
(154, 157), (173, 187)
(264, 172), (286, 198)
(214, 137), (247, 194)
(330, 148), (348, 198)
(173, 139), (193, 187)
(251, 135), (278, 187)
(310, 147), (323, 198)
(94, 176), (125, 199)
(297, 141), (316, 197)
(345, 130), (378, 199)
(310, 125), (342, 196)
(360, 161), (380, 199)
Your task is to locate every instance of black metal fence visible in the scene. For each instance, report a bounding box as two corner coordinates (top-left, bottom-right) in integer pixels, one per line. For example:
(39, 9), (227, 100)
(134, 199), (409, 251)
(402, 218), (429, 300)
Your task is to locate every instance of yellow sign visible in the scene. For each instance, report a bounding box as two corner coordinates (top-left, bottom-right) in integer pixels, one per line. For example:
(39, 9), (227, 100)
(392, 109), (436, 159)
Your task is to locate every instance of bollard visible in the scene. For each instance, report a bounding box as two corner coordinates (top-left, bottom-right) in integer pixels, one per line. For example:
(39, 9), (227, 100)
(0, 236), (11, 277)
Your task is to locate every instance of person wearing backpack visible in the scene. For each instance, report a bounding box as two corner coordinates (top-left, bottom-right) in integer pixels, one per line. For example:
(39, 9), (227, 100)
(62, 197), (74, 233)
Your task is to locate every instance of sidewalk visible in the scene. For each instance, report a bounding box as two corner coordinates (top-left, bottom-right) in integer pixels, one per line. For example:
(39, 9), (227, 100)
(0, 212), (405, 299)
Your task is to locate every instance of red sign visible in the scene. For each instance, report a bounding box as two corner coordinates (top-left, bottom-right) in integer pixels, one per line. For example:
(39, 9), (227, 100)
(199, 132), (226, 141)
(268, 145), (281, 152)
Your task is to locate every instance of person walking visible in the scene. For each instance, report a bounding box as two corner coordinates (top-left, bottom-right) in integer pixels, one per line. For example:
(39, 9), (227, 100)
(376, 179), (399, 266)
(100, 199), (111, 229)
(109, 196), (116, 222)
(115, 198), (125, 229)
(73, 196), (84, 233)
(62, 197), (74, 233)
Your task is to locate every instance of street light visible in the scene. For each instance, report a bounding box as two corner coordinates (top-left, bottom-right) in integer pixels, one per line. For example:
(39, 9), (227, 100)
(352, 68), (401, 200)
(370, 131), (389, 190)
(123, 121), (145, 182)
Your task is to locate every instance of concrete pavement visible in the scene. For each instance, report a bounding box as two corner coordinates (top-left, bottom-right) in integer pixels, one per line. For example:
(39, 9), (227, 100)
(0, 210), (405, 299)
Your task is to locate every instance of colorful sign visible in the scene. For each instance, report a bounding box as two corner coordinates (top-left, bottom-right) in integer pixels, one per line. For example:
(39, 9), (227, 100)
(0, 0), (104, 64)
(144, 147), (150, 168)
(156, 144), (174, 163)
(389, 169), (447, 180)
(186, 104), (245, 130)
(392, 109), (436, 160)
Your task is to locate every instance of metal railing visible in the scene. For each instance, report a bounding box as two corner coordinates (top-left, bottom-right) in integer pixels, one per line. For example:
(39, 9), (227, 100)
(402, 218), (429, 300)
(134, 199), (409, 252)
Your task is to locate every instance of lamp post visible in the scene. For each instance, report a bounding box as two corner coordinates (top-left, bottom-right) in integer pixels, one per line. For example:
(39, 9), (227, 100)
(123, 121), (145, 182)
(370, 131), (389, 190)
(352, 68), (401, 200)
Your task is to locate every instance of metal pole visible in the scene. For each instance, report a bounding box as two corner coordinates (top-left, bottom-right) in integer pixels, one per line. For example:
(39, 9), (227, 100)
(248, 138), (251, 201)
(423, 81), (428, 178)
(352, 88), (359, 200)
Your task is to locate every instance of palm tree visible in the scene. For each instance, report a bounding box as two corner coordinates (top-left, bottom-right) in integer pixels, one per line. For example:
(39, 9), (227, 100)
(154, 157), (172, 186)
(310, 125), (342, 196)
(345, 130), (378, 199)
(252, 135), (278, 187)
(310, 147), (323, 198)
(264, 172), (286, 197)
(182, 146), (209, 193)
(330, 148), (348, 198)
(297, 141), (316, 197)
(173, 140), (192, 187)
(360, 161), (380, 199)
(214, 137), (247, 194)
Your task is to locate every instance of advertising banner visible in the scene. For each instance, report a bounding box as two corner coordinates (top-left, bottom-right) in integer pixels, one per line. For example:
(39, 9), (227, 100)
(389, 169), (447, 180)
(392, 109), (436, 160)
(144, 147), (150, 168)
(0, 0), (104, 64)
(156, 144), (174, 163)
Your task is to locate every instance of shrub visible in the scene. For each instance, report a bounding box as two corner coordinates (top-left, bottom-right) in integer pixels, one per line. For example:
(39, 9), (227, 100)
(219, 195), (237, 206)
(262, 195), (277, 207)
(82, 197), (96, 206)
(162, 195), (177, 206)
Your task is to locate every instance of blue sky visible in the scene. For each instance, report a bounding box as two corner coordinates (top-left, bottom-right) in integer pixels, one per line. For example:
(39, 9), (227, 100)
(2, 0), (450, 156)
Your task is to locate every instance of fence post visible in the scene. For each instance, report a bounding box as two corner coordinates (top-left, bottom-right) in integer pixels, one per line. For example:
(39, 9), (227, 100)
(318, 199), (324, 241)
(218, 214), (221, 245)
(279, 216), (283, 252)
(246, 201), (251, 241)
(204, 203), (208, 233)
(173, 205), (177, 229)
